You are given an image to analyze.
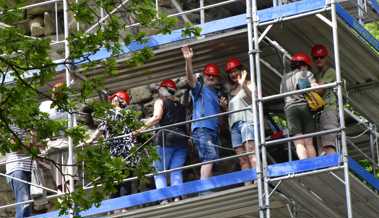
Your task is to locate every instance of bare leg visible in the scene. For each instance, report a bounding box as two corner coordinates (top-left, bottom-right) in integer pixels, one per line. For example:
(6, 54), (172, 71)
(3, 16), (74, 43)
(235, 146), (251, 170)
(200, 163), (213, 179)
(294, 134), (308, 160)
(321, 146), (336, 155)
(245, 140), (256, 168)
(304, 137), (316, 158)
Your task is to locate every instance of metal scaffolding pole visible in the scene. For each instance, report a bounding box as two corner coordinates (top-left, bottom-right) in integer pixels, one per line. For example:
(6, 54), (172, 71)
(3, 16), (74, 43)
(200, 0), (205, 24)
(369, 123), (377, 175)
(357, 0), (365, 24)
(251, 0), (270, 217)
(245, 1), (264, 218)
(331, 0), (353, 217)
(63, 0), (75, 217)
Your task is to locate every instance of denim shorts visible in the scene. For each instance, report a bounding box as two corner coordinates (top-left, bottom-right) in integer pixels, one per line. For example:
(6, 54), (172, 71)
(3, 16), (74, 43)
(231, 121), (254, 148)
(192, 128), (219, 162)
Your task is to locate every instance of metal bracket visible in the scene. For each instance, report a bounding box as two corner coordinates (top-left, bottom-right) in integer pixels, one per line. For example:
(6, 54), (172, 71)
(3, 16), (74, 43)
(259, 205), (270, 211)
(316, 13), (333, 27)
(248, 49), (261, 54)
(258, 24), (274, 43)
(268, 180), (282, 199)
(329, 171), (346, 184)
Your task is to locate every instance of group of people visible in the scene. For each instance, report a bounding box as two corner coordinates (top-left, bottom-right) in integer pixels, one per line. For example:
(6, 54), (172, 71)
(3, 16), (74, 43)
(148, 43), (339, 198)
(4, 43), (339, 217)
(138, 45), (258, 199)
(281, 44), (338, 160)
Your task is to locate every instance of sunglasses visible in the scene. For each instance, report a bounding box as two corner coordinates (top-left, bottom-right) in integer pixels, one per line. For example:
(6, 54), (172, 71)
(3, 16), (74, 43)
(312, 56), (326, 60)
(204, 74), (218, 78)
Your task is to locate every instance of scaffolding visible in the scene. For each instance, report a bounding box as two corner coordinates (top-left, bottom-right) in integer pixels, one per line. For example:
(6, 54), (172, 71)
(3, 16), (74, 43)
(1, 0), (379, 218)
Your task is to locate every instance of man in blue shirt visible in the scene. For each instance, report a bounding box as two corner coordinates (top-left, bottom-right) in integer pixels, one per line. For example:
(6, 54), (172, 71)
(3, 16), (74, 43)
(181, 45), (223, 180)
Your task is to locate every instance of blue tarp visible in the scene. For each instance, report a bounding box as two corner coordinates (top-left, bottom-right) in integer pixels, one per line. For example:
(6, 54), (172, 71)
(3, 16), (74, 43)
(29, 169), (257, 218)
(369, 0), (379, 15)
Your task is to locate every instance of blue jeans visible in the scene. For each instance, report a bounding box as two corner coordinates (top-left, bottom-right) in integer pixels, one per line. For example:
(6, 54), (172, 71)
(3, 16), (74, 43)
(192, 128), (219, 161)
(231, 121), (255, 148)
(154, 145), (187, 189)
(7, 170), (32, 218)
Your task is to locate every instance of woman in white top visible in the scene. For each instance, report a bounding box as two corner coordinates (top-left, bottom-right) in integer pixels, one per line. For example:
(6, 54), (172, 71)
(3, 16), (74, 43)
(224, 57), (256, 172)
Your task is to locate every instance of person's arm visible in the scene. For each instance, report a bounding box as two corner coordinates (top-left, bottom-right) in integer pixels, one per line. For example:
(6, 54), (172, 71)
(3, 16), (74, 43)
(85, 129), (102, 144)
(140, 99), (164, 132)
(219, 96), (228, 112)
(308, 71), (318, 87)
(238, 70), (253, 105)
(316, 69), (336, 96)
(181, 46), (196, 88)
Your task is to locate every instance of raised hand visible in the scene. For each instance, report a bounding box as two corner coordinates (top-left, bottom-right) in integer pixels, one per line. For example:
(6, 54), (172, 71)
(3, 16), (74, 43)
(219, 96), (228, 111)
(181, 45), (193, 59)
(237, 70), (248, 86)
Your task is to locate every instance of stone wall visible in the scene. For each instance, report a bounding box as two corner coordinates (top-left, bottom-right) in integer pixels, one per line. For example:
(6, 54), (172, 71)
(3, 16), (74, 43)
(10, 0), (245, 37)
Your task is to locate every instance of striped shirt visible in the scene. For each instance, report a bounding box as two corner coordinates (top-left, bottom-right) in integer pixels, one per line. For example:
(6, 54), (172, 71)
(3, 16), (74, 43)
(5, 125), (33, 174)
(6, 153), (32, 174)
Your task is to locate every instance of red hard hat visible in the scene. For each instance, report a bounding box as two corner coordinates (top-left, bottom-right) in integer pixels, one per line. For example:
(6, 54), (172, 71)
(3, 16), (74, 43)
(225, 57), (241, 73)
(291, 52), (312, 66)
(160, 79), (177, 90)
(110, 91), (130, 104)
(311, 44), (329, 57)
(203, 64), (221, 77)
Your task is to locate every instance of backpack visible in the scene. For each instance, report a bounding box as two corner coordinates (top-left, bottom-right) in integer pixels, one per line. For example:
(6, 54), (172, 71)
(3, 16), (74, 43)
(282, 70), (326, 113)
(304, 91), (326, 112)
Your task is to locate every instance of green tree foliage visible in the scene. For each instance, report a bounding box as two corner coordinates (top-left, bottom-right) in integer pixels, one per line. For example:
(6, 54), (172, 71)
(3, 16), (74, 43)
(358, 160), (379, 178)
(0, 0), (200, 216)
(365, 21), (379, 40)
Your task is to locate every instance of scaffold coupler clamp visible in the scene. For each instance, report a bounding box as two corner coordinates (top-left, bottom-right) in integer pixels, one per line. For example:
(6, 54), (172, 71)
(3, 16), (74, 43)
(259, 204), (270, 211)
(248, 49), (261, 55)
(253, 14), (260, 23)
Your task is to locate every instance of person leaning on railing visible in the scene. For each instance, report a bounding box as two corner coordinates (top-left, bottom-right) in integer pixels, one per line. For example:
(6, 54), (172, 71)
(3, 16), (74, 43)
(280, 52), (317, 160)
(104, 91), (135, 199)
(138, 79), (188, 203)
(311, 44), (338, 155)
(77, 91), (136, 201)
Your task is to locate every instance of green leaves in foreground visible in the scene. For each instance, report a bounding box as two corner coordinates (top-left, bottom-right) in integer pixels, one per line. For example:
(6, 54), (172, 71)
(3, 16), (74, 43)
(0, 0), (201, 216)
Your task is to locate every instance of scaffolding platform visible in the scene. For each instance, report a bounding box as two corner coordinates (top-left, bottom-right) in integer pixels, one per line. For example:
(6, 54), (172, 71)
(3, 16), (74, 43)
(30, 154), (379, 218)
